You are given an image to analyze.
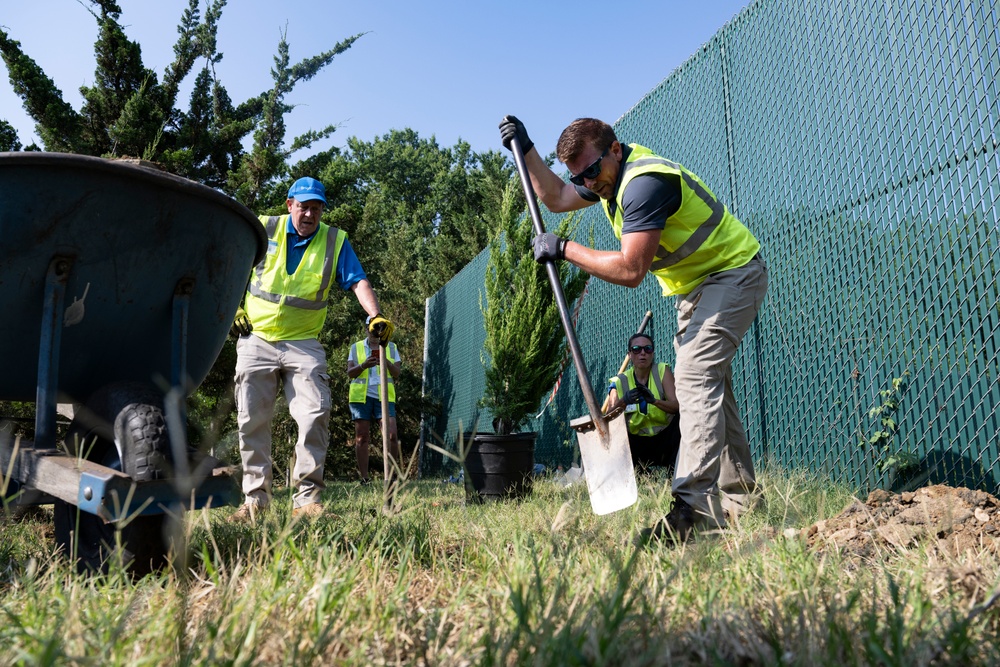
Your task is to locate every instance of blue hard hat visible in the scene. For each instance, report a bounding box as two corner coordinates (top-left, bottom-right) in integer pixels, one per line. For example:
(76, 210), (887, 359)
(287, 176), (327, 204)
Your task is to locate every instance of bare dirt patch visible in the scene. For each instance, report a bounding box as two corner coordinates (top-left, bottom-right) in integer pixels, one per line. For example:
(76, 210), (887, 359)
(804, 484), (1000, 563)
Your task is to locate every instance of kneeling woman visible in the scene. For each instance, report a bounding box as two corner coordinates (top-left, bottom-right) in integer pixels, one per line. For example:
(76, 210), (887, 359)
(606, 333), (680, 473)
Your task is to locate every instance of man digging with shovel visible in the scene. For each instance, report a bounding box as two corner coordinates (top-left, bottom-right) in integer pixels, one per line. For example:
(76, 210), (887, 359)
(499, 116), (768, 545)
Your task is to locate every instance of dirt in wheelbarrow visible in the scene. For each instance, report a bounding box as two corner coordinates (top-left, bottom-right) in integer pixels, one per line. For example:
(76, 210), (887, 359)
(802, 484), (1000, 564)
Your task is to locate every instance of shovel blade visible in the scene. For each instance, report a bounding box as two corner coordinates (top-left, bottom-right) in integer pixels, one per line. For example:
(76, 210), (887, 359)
(575, 411), (637, 515)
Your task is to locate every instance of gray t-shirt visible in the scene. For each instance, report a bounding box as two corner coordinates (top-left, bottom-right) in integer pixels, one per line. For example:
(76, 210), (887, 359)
(574, 145), (681, 234)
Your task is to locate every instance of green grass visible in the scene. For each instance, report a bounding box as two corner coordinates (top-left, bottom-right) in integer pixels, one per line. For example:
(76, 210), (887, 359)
(1, 467), (999, 665)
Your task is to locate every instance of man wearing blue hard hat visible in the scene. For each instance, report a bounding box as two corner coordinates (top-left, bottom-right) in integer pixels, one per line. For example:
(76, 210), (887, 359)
(230, 176), (394, 522)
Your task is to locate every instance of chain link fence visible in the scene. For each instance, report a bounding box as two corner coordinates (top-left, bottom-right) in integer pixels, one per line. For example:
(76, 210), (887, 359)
(421, 0), (1000, 493)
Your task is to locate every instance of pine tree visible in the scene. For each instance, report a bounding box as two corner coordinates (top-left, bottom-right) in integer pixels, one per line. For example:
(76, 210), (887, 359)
(0, 0), (359, 204)
(0, 119), (22, 151)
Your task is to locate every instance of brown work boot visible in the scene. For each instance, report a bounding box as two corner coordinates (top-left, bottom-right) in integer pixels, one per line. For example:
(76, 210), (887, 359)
(634, 496), (698, 548)
(229, 503), (260, 524)
(291, 502), (326, 520)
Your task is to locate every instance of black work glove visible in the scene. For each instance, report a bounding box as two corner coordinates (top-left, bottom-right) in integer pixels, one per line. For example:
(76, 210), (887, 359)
(499, 115), (533, 154)
(622, 387), (645, 405)
(230, 307), (252, 338)
(368, 313), (395, 344)
(531, 232), (567, 263)
(636, 384), (656, 403)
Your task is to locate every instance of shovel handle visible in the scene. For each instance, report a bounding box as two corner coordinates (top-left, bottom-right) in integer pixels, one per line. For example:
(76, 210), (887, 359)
(601, 310), (653, 414)
(509, 137), (608, 438)
(379, 340), (391, 496)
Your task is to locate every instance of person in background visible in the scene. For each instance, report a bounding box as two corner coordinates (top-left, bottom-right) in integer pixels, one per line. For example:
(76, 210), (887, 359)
(606, 333), (680, 475)
(229, 176), (393, 523)
(346, 317), (402, 485)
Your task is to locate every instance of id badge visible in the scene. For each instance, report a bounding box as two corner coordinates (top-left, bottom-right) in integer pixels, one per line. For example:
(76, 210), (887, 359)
(625, 403), (639, 414)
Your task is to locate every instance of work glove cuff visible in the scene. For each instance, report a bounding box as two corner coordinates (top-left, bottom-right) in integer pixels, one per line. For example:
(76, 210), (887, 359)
(531, 232), (567, 263)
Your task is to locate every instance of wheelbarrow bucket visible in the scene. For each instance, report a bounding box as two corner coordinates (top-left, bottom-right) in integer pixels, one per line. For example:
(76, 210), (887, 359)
(0, 152), (267, 404)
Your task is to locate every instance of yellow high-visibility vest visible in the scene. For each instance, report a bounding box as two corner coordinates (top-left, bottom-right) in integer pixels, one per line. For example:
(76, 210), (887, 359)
(245, 214), (346, 341)
(602, 144), (760, 295)
(609, 363), (674, 436)
(349, 340), (398, 404)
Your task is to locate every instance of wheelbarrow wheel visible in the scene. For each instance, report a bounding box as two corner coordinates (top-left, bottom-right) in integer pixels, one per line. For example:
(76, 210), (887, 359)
(54, 383), (174, 575)
(66, 382), (172, 481)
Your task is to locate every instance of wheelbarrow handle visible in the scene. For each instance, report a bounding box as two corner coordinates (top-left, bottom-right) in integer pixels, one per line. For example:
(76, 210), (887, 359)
(509, 137), (608, 438)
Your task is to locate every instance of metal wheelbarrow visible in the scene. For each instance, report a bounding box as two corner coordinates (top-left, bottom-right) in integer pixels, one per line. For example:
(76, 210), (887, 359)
(0, 153), (266, 573)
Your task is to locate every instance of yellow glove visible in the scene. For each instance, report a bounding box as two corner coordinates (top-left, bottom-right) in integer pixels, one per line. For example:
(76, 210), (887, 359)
(368, 313), (394, 344)
(231, 307), (253, 337)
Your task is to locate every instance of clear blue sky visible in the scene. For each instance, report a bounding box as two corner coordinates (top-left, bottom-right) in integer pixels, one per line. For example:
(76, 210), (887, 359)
(1, 0), (749, 159)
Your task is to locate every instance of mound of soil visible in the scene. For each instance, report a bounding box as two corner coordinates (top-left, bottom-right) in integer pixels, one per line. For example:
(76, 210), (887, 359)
(804, 484), (1000, 561)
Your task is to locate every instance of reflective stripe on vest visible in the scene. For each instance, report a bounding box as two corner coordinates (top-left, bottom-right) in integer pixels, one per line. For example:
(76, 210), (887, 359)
(245, 215), (346, 341)
(610, 363), (673, 436)
(601, 144), (759, 296)
(349, 340), (397, 404)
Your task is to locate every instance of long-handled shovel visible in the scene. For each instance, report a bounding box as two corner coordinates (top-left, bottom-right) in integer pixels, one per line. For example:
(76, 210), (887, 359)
(379, 339), (397, 512)
(509, 137), (637, 515)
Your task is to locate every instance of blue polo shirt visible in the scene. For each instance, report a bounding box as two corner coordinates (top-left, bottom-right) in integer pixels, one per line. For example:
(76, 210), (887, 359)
(286, 218), (367, 289)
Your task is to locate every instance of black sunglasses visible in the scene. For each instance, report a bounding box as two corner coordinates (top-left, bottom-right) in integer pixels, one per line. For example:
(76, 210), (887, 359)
(630, 344), (654, 354)
(569, 148), (609, 186)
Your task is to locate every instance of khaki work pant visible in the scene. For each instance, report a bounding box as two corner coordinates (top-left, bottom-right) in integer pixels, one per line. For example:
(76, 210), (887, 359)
(672, 254), (769, 526)
(235, 335), (332, 509)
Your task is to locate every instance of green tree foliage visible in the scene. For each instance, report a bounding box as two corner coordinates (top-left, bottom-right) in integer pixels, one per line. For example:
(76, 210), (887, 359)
(0, 3), (501, 480)
(227, 27), (362, 208)
(0, 0), (359, 204)
(0, 120), (21, 151)
(317, 131), (506, 302)
(0, 32), (85, 152)
(480, 179), (589, 435)
(77, 0), (164, 156)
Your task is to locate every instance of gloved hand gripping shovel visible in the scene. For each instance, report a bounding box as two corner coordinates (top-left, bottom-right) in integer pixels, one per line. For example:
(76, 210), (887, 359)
(509, 137), (638, 515)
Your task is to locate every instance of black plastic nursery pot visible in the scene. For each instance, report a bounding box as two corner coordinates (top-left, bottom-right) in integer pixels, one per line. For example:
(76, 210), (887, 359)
(463, 432), (536, 503)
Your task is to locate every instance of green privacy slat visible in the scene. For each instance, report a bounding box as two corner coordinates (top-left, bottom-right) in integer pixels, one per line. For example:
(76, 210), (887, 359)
(420, 0), (1000, 493)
